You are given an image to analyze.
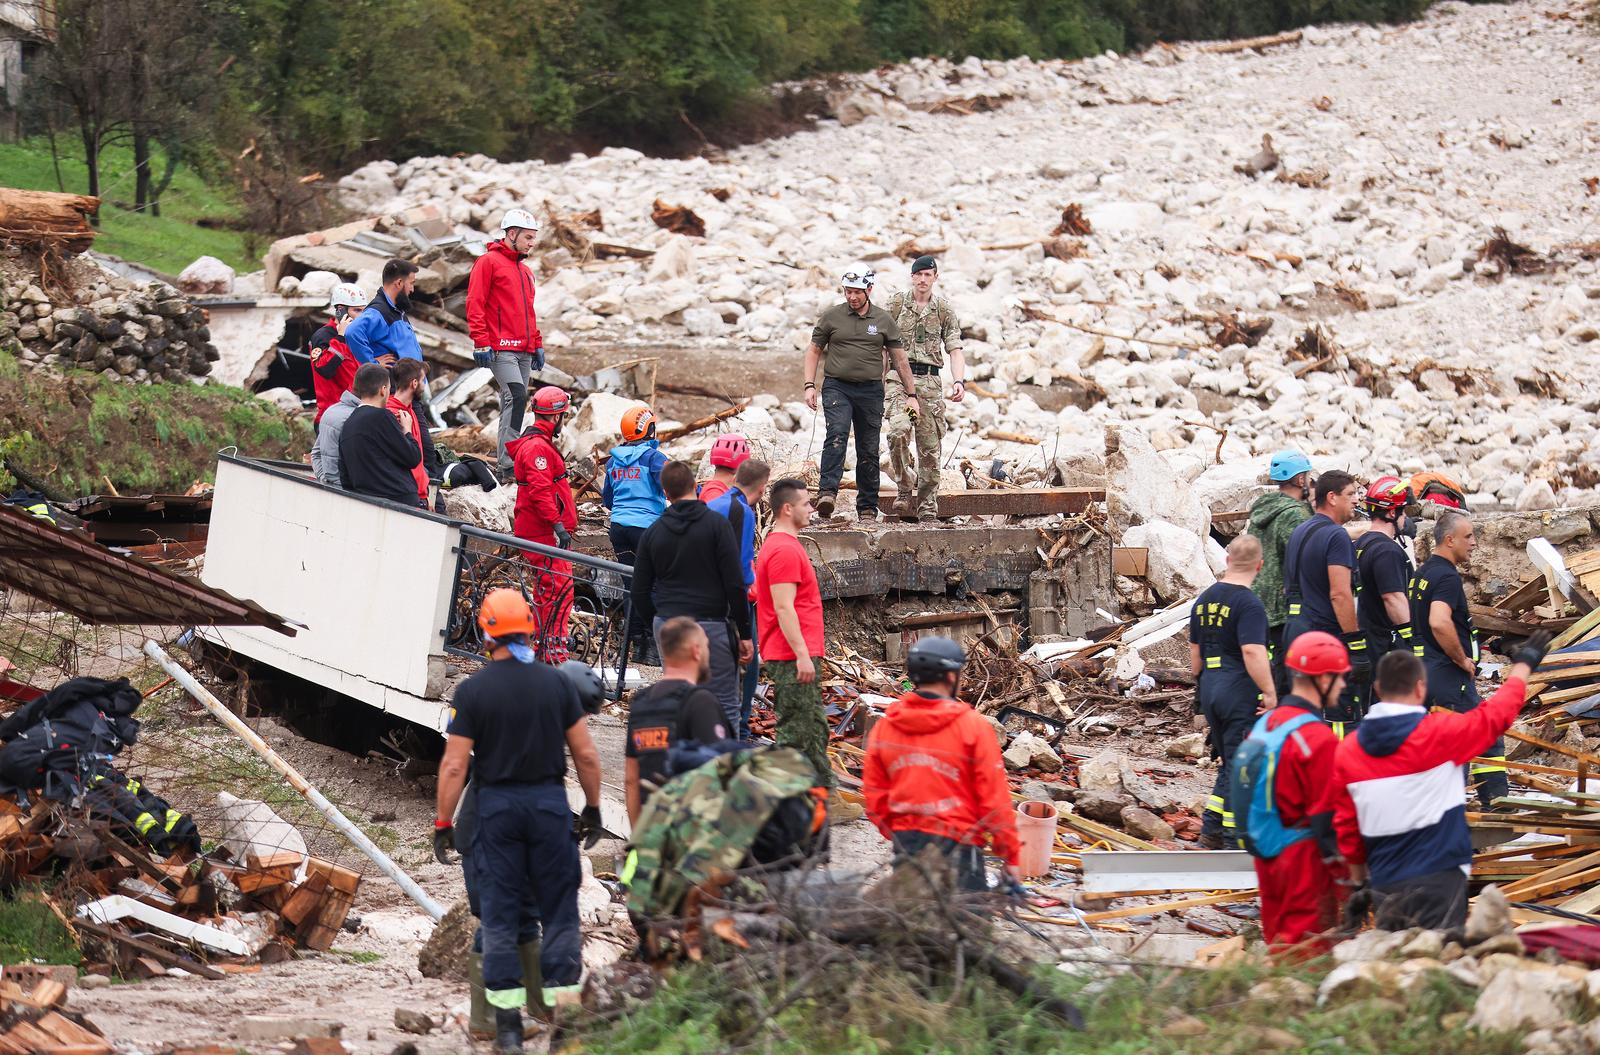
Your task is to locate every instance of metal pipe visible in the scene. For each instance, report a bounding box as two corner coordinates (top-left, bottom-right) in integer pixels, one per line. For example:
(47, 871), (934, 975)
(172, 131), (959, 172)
(143, 640), (446, 921)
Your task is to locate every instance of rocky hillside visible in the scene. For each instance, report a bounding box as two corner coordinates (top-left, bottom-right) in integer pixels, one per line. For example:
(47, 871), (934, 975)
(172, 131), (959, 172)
(339, 1), (1598, 551)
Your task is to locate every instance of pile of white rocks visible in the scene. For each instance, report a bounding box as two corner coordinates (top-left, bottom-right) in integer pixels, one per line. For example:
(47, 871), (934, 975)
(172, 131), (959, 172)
(341, 0), (1598, 586)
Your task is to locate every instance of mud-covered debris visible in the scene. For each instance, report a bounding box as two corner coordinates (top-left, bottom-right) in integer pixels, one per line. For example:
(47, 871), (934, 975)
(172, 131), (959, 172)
(651, 199), (707, 238)
(1052, 203), (1092, 237)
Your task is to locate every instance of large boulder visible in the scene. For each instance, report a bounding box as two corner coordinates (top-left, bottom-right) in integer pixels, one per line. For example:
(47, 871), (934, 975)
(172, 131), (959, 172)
(1192, 462), (1267, 516)
(1122, 519), (1216, 600)
(178, 255), (235, 295)
(568, 392), (641, 457)
(1469, 968), (1584, 1033)
(646, 236), (697, 283)
(1105, 425), (1209, 535)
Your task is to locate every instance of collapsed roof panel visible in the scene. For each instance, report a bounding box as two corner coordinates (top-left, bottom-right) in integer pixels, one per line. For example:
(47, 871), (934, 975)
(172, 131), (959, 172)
(0, 503), (294, 634)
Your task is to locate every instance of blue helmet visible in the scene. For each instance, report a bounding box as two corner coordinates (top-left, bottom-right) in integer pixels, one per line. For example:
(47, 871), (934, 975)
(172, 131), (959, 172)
(1268, 449), (1312, 482)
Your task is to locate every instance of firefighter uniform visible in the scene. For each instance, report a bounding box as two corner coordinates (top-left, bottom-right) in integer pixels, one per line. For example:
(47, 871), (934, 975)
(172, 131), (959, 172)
(1190, 580), (1269, 843)
(1410, 553), (1505, 806)
(1340, 529), (1415, 726)
(1282, 513), (1360, 736)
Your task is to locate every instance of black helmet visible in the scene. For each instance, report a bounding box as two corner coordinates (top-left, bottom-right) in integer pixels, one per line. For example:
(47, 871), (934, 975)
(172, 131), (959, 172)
(559, 660), (605, 714)
(905, 636), (966, 682)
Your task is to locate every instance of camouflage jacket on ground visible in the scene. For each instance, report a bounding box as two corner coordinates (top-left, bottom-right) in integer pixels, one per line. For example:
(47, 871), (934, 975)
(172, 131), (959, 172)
(1248, 490), (1313, 627)
(624, 746), (820, 922)
(887, 291), (962, 368)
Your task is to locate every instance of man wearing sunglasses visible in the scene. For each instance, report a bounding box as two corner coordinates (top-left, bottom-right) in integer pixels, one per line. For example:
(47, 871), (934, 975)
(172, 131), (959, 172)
(803, 264), (917, 522)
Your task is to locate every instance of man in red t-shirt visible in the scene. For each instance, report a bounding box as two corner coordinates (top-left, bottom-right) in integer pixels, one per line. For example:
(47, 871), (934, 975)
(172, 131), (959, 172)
(754, 478), (845, 812)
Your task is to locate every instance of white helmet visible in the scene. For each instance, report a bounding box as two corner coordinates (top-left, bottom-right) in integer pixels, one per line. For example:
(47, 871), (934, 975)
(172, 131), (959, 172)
(840, 264), (875, 290)
(329, 282), (366, 309)
(500, 207), (539, 235)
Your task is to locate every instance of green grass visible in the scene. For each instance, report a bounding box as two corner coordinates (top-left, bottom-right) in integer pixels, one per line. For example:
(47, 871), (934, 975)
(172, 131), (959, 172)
(334, 949), (384, 964)
(0, 138), (254, 276)
(0, 887), (80, 966)
(572, 955), (1526, 1055)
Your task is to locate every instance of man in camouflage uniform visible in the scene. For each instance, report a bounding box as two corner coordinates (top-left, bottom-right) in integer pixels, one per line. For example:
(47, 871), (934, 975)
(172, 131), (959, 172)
(885, 255), (966, 522)
(1248, 449), (1314, 696)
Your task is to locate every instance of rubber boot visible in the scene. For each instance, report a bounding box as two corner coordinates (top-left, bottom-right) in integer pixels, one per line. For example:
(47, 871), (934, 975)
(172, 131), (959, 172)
(495, 1008), (524, 1053)
(519, 940), (547, 1021)
(468, 953), (493, 1038)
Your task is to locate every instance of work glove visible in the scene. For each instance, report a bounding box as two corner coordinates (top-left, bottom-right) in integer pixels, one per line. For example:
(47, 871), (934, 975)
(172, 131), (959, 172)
(574, 805), (604, 848)
(532, 345), (545, 371)
(432, 821), (456, 865)
(1342, 631), (1372, 682)
(473, 349), (492, 369)
(1512, 629), (1554, 671)
(554, 524), (573, 549)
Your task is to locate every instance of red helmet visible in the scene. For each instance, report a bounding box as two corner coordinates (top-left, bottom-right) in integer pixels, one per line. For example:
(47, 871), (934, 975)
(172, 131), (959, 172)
(1362, 475), (1412, 518)
(532, 385), (569, 416)
(477, 588), (535, 640)
(1285, 631), (1352, 676)
(709, 433), (750, 469)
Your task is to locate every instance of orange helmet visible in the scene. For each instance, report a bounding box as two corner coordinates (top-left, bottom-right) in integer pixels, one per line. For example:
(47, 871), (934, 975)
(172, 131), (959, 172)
(477, 588), (535, 640)
(620, 403), (656, 443)
(1285, 631), (1352, 676)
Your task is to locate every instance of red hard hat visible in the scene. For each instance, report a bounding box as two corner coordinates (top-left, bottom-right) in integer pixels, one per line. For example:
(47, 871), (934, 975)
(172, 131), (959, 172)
(1362, 475), (1412, 517)
(477, 588), (536, 640)
(709, 433), (750, 469)
(532, 385), (569, 415)
(1285, 631), (1352, 676)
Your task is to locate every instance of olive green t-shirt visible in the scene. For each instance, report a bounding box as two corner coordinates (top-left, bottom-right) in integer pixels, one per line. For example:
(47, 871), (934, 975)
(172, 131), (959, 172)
(811, 301), (903, 383)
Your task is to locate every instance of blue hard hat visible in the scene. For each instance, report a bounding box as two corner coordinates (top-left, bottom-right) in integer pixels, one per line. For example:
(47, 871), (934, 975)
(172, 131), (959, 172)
(1268, 449), (1312, 482)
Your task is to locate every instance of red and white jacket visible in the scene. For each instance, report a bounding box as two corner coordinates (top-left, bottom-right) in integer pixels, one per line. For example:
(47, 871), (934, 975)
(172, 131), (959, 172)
(466, 240), (542, 357)
(506, 419), (575, 545)
(1331, 678), (1527, 888)
(309, 321), (358, 422)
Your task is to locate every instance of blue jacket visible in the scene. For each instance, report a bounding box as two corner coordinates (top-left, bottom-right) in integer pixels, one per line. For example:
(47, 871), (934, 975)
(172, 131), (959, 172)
(344, 290), (422, 364)
(603, 440), (668, 529)
(707, 487), (756, 587)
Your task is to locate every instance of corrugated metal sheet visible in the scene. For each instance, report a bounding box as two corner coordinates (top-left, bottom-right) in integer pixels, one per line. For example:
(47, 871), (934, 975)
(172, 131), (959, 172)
(0, 502), (294, 634)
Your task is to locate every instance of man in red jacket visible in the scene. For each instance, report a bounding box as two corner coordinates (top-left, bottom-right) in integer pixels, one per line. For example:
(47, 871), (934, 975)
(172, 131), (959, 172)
(1253, 631), (1350, 957)
(1332, 635), (1548, 931)
(505, 386), (576, 662)
(862, 637), (1019, 893)
(308, 283), (366, 423)
(468, 208), (545, 478)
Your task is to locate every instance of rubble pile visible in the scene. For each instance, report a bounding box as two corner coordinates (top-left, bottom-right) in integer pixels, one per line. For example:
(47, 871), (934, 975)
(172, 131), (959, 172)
(0, 264), (220, 384)
(335, 0), (1599, 536)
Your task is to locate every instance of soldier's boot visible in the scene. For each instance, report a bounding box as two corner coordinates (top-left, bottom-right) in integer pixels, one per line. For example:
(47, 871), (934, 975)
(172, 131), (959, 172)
(827, 790), (864, 823)
(520, 940), (548, 1022)
(495, 1008), (524, 1053)
(469, 953), (493, 1038)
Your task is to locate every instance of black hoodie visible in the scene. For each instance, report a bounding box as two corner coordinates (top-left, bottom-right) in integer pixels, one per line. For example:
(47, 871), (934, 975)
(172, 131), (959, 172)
(630, 499), (751, 638)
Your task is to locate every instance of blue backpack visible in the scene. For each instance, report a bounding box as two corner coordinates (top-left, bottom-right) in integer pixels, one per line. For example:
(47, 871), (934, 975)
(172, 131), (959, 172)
(1228, 711), (1320, 859)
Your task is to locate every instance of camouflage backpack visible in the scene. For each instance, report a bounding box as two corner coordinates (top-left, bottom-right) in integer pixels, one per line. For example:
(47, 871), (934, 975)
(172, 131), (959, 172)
(623, 746), (827, 924)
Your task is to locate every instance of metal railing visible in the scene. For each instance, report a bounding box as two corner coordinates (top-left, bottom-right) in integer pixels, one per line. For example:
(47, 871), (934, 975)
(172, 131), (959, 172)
(443, 524), (636, 698)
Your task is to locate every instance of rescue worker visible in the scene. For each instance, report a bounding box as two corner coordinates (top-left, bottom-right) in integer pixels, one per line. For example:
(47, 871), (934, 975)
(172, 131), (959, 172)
(1281, 469), (1367, 737)
(1191, 534), (1276, 849)
(386, 358), (442, 509)
(696, 434), (748, 504)
(467, 208), (545, 477)
(885, 255), (966, 523)
(1250, 631), (1348, 956)
(624, 616), (730, 823)
(1248, 450), (1313, 696)
(602, 403), (668, 565)
(708, 459), (771, 739)
(862, 636), (1020, 893)
(432, 590), (603, 1051)
(1410, 510), (1505, 807)
(802, 265), (919, 521)
(1344, 476), (1418, 724)
(506, 387), (578, 662)
(308, 282), (365, 424)
(344, 259), (422, 366)
(1332, 637), (1548, 932)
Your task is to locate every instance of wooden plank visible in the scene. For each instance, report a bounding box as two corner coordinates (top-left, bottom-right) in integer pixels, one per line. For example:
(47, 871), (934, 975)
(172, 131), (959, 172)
(936, 487), (1106, 518)
(1506, 728), (1600, 768)
(1078, 889), (1258, 923)
(1500, 849), (1600, 898)
(1113, 547), (1149, 577)
(304, 858), (361, 896)
(1552, 606), (1600, 650)
(1504, 863), (1600, 902)
(69, 920), (225, 981)
(279, 874), (328, 927)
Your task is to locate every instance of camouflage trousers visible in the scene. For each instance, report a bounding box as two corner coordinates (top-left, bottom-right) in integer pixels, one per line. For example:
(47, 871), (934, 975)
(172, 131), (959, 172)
(766, 659), (833, 790)
(885, 375), (946, 518)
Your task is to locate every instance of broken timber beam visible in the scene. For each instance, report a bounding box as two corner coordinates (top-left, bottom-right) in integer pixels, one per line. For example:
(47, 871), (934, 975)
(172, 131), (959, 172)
(658, 402), (748, 442)
(0, 188), (99, 253)
(937, 487), (1105, 518)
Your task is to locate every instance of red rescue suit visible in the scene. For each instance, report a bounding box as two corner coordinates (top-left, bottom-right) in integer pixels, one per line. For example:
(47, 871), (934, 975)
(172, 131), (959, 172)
(506, 418), (577, 661)
(466, 240), (543, 355)
(1254, 698), (1347, 957)
(309, 321), (358, 422)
